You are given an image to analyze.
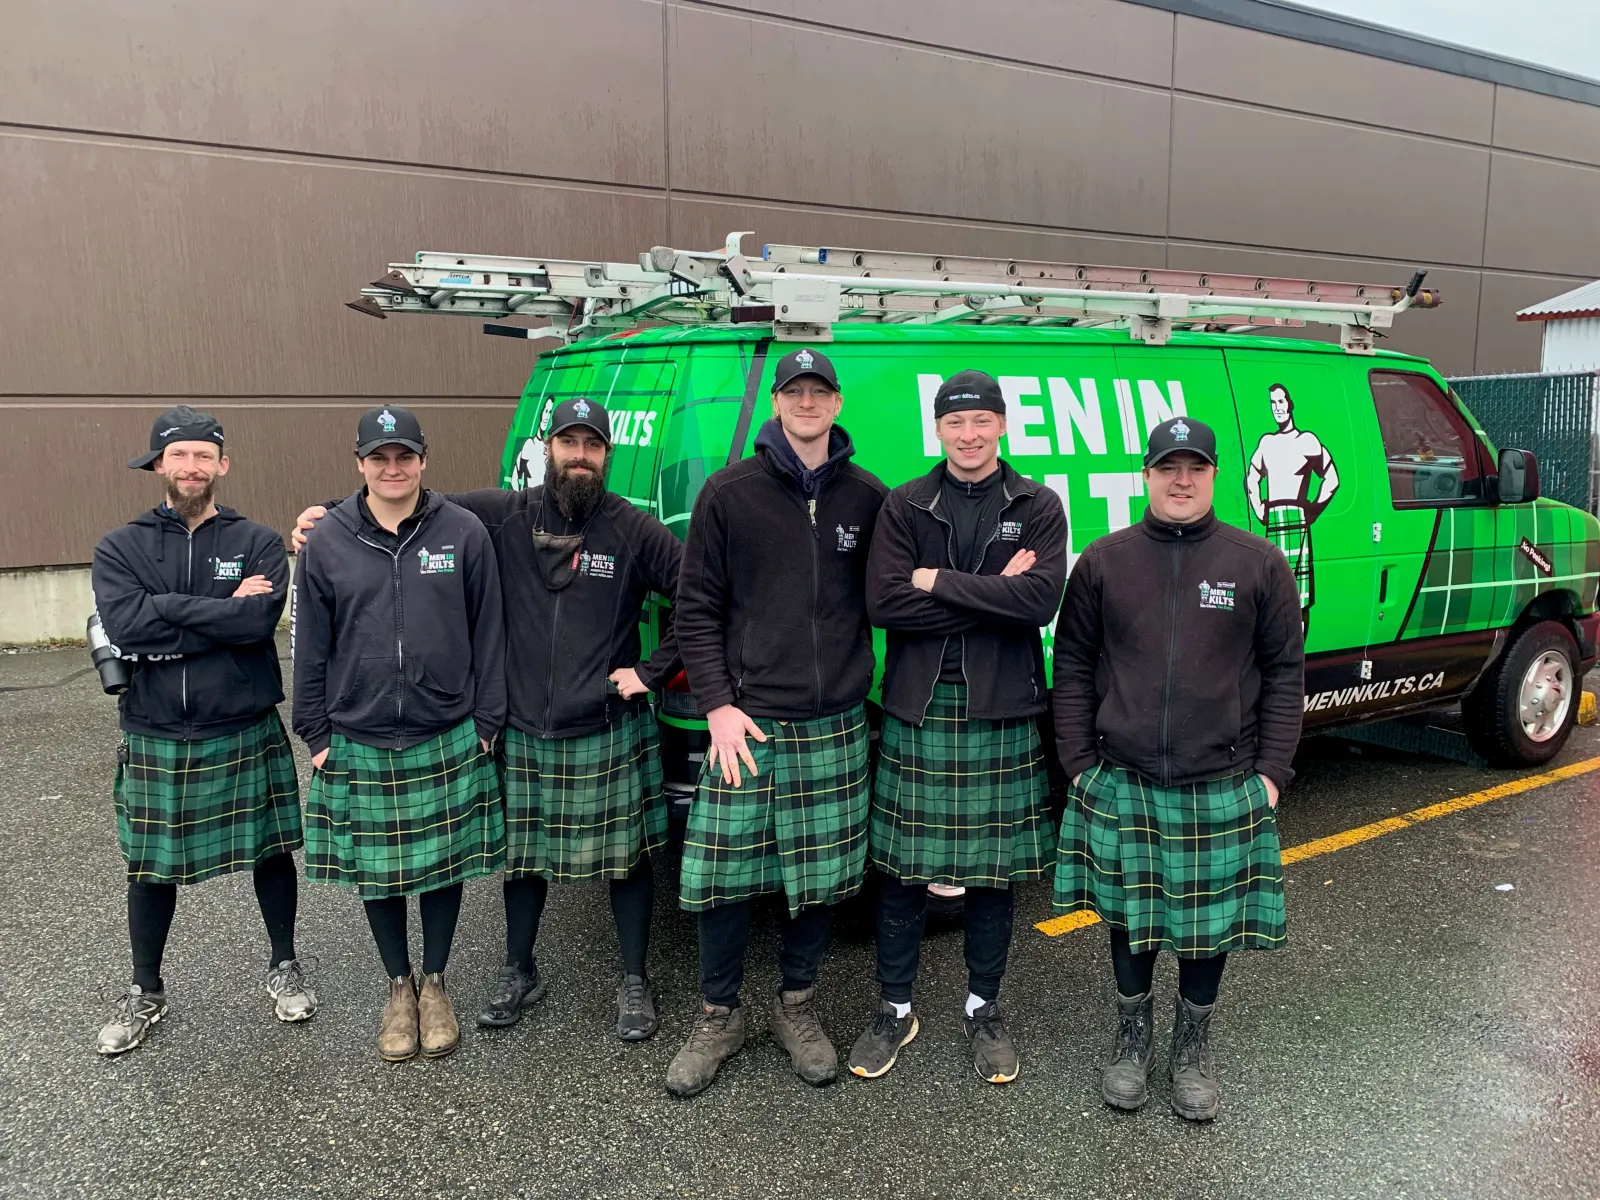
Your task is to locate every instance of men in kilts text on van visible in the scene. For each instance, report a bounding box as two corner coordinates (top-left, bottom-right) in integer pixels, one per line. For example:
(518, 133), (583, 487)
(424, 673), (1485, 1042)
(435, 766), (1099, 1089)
(666, 348), (889, 1097)
(849, 371), (1067, 1084)
(1053, 415), (1304, 1121)
(91, 406), (316, 1055)
(292, 406), (507, 1062)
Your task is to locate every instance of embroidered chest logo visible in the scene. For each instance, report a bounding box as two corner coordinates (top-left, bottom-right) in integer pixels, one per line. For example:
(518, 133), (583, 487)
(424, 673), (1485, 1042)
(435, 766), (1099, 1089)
(579, 550), (616, 579)
(212, 556), (244, 582)
(1198, 580), (1235, 611)
(835, 524), (860, 552)
(998, 520), (1023, 542)
(417, 546), (456, 575)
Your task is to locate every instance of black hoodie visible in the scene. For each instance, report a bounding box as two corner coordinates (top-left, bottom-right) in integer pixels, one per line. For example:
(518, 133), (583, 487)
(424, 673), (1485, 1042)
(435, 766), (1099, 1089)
(92, 506), (289, 739)
(675, 419), (888, 719)
(291, 488), (506, 755)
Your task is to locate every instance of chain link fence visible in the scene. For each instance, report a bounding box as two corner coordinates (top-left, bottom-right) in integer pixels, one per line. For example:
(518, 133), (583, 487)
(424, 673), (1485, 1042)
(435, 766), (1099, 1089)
(1450, 370), (1600, 512)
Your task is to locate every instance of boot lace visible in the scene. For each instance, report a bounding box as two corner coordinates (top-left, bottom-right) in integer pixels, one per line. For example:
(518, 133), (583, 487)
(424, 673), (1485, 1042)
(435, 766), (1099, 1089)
(782, 994), (828, 1045)
(1172, 1008), (1214, 1075)
(490, 966), (530, 1007)
(620, 977), (650, 1015)
(869, 1009), (904, 1041)
(1114, 1006), (1150, 1063)
(266, 959), (307, 998)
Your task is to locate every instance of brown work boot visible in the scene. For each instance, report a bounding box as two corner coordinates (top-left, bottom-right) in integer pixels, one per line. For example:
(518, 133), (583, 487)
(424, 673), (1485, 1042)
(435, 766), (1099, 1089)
(769, 986), (838, 1086)
(665, 1001), (747, 1098)
(1169, 994), (1221, 1121)
(417, 972), (460, 1059)
(377, 975), (419, 1062)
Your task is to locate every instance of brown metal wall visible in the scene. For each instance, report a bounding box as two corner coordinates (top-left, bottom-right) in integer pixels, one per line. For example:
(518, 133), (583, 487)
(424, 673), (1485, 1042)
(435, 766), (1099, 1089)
(3, 0), (1599, 568)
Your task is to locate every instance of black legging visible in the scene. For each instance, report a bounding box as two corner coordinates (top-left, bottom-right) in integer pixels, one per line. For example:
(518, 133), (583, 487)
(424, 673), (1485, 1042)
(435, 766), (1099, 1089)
(874, 873), (1014, 1004)
(1109, 925), (1227, 1007)
(363, 882), (464, 978)
(502, 855), (655, 977)
(127, 851), (299, 992)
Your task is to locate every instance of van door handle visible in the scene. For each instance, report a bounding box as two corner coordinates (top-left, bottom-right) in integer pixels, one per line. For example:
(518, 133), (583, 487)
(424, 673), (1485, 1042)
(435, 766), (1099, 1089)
(1379, 568), (1390, 605)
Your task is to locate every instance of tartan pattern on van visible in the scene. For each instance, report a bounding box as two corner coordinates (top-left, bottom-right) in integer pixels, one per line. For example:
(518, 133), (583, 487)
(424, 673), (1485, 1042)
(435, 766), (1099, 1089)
(500, 708), (667, 882)
(870, 683), (1052, 887)
(1053, 762), (1286, 955)
(115, 711), (302, 885)
(678, 706), (870, 915)
(306, 717), (504, 900)
(1264, 502), (1314, 610)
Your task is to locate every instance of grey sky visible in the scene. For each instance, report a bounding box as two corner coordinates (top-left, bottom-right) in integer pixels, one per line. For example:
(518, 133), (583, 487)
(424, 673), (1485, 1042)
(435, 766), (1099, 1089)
(1287, 0), (1600, 81)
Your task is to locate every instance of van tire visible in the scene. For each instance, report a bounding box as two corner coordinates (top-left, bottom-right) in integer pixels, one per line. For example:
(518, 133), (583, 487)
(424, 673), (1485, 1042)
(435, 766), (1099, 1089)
(1463, 621), (1581, 767)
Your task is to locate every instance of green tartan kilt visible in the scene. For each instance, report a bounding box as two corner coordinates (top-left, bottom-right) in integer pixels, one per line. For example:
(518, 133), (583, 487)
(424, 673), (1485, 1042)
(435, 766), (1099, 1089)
(500, 707), (666, 882)
(114, 710), (303, 885)
(1053, 762), (1286, 955)
(679, 705), (870, 916)
(306, 717), (504, 900)
(870, 683), (1053, 887)
(1265, 503), (1313, 609)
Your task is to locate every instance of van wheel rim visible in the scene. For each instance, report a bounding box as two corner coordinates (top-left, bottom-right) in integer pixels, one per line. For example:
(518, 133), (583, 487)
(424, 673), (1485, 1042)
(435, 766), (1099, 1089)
(1518, 651), (1573, 743)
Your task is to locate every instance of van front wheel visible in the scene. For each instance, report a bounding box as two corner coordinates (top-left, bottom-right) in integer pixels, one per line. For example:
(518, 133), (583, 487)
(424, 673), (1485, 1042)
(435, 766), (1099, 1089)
(1464, 621), (1580, 767)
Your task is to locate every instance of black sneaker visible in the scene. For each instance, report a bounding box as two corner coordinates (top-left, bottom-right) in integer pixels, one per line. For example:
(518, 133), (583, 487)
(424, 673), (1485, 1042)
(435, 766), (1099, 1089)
(848, 1000), (919, 1079)
(616, 973), (659, 1042)
(476, 964), (548, 1028)
(963, 1000), (1020, 1084)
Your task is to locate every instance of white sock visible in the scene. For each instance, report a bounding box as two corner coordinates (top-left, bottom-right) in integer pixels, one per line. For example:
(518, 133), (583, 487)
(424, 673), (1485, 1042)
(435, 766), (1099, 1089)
(890, 1000), (911, 1019)
(965, 992), (988, 1017)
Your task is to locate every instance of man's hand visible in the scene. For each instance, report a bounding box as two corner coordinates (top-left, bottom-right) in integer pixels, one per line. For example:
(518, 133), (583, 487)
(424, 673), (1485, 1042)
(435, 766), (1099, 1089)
(705, 704), (768, 788)
(1000, 549), (1036, 577)
(911, 567), (938, 593)
(232, 575), (274, 598)
(609, 667), (650, 699)
(289, 505), (328, 552)
(312, 748), (329, 770)
(1260, 775), (1280, 810)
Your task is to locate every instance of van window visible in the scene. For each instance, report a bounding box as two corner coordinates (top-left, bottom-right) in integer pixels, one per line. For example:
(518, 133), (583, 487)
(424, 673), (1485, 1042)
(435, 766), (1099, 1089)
(1369, 371), (1486, 507)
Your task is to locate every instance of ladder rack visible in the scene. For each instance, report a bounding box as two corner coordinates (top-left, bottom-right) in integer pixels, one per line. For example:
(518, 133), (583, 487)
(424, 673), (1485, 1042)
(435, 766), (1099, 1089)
(348, 232), (1439, 354)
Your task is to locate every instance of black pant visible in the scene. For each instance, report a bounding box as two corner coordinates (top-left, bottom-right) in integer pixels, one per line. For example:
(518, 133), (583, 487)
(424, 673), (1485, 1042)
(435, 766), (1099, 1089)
(698, 899), (832, 1008)
(874, 873), (1014, 1005)
(502, 855), (655, 977)
(363, 883), (464, 979)
(1109, 925), (1228, 1007)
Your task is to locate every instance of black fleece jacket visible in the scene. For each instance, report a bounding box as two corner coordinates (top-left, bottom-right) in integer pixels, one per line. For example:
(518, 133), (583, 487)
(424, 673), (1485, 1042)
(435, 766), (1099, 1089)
(1052, 508), (1305, 790)
(867, 461), (1068, 724)
(675, 420), (888, 720)
(92, 506), (289, 739)
(291, 489), (506, 755)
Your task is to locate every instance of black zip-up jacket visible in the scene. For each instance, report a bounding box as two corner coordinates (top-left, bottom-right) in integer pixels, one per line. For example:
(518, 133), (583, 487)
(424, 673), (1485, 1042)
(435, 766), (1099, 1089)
(867, 461), (1068, 724)
(676, 420), (888, 719)
(291, 489), (506, 755)
(92, 506), (289, 739)
(1052, 508), (1305, 790)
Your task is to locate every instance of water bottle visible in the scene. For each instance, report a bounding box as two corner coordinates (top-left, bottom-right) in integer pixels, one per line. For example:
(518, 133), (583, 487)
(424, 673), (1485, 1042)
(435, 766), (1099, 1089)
(87, 610), (131, 695)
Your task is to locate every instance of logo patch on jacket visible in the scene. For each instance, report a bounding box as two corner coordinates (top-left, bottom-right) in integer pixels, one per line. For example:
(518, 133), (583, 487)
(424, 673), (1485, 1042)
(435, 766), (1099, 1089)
(1198, 580), (1235, 611)
(212, 556), (244, 582)
(579, 550), (616, 579)
(998, 520), (1023, 542)
(836, 524), (860, 552)
(417, 546), (456, 574)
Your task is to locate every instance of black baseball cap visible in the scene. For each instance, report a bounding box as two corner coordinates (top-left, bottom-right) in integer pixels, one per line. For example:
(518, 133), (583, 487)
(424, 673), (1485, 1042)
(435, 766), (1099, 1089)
(356, 405), (427, 457)
(771, 347), (840, 394)
(546, 397), (612, 444)
(934, 370), (1006, 418)
(128, 405), (225, 470)
(1143, 416), (1218, 468)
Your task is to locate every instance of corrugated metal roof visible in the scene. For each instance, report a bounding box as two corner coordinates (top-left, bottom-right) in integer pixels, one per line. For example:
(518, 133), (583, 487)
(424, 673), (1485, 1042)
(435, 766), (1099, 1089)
(1518, 280), (1600, 321)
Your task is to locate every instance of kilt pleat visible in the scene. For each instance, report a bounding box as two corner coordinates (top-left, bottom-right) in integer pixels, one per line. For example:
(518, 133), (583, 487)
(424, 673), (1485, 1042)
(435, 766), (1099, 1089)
(114, 710), (303, 885)
(501, 707), (666, 882)
(1053, 762), (1286, 955)
(306, 717), (504, 900)
(679, 706), (870, 916)
(870, 682), (1052, 887)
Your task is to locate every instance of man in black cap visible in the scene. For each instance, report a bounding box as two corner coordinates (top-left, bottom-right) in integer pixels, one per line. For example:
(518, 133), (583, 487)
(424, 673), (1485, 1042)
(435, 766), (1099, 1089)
(1052, 415), (1303, 1121)
(293, 397), (682, 1042)
(665, 347), (888, 1098)
(91, 405), (315, 1055)
(850, 370), (1067, 1084)
(293, 405), (506, 1062)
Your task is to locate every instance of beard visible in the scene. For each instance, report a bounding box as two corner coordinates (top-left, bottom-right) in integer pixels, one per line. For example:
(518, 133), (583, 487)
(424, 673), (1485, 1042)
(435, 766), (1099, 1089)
(164, 475), (216, 521)
(545, 450), (609, 521)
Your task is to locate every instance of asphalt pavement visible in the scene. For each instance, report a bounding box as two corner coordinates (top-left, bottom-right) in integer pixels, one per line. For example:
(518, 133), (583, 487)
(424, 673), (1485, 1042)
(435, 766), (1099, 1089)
(3, 639), (1600, 1200)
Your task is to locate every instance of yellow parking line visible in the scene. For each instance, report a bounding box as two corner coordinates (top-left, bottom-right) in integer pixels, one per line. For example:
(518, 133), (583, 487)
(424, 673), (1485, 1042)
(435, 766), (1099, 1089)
(1035, 755), (1600, 938)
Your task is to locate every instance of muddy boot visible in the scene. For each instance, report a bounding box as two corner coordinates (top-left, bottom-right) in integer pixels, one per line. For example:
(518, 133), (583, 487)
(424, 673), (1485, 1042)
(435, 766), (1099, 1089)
(666, 1001), (747, 1098)
(1101, 991), (1156, 1110)
(1169, 994), (1220, 1121)
(769, 986), (838, 1086)
(417, 972), (460, 1059)
(378, 975), (419, 1063)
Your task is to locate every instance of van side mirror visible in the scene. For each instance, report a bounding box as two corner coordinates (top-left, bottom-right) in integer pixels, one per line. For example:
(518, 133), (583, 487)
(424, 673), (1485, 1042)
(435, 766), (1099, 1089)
(1497, 448), (1540, 504)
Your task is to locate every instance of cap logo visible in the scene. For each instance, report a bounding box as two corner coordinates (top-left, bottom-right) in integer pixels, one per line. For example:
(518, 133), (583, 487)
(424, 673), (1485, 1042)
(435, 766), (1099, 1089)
(1170, 420), (1190, 442)
(159, 427), (180, 438)
(951, 392), (980, 402)
(574, 399), (592, 418)
(796, 349), (814, 369)
(378, 408), (397, 433)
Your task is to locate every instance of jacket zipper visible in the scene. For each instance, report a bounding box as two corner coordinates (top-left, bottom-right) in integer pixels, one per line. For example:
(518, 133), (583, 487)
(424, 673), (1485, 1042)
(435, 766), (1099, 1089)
(182, 527), (194, 725)
(543, 591), (563, 730)
(1160, 530), (1184, 785)
(808, 496), (823, 717)
(357, 524), (424, 745)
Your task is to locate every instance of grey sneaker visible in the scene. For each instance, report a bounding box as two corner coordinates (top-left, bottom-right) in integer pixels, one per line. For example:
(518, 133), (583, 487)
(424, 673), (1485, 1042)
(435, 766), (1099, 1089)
(665, 1001), (747, 1098)
(476, 964), (548, 1028)
(1169, 994), (1220, 1121)
(265, 959), (319, 1023)
(963, 1000), (1020, 1084)
(1101, 991), (1156, 1110)
(848, 1000), (920, 1079)
(616, 974), (658, 1042)
(769, 986), (838, 1086)
(97, 984), (169, 1056)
